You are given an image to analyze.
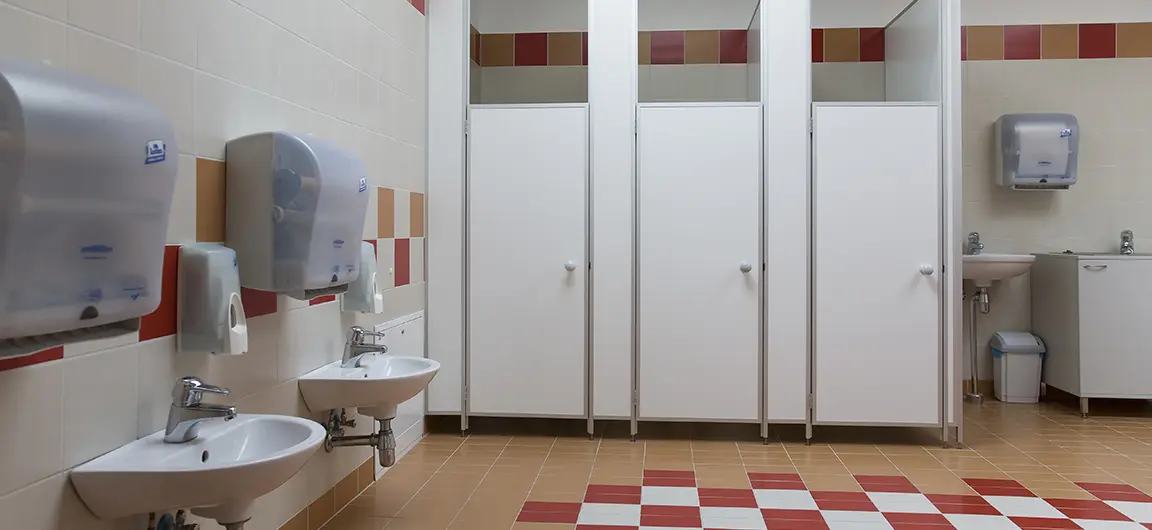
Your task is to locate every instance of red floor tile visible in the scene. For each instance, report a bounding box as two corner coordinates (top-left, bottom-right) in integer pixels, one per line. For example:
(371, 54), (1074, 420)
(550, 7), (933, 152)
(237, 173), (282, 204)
(583, 493), (642, 504)
(856, 475), (916, 485)
(1054, 508), (1130, 521)
(861, 482), (921, 493)
(964, 479), (1025, 488)
(753, 480), (808, 490)
(643, 477), (696, 487)
(761, 509), (826, 521)
(812, 491), (871, 502)
(926, 494), (994, 506)
(928, 494), (1001, 516)
(521, 501), (582, 514)
(815, 499), (879, 511)
(587, 485), (642, 495)
(642, 505), (700, 516)
(639, 515), (701, 527)
(751, 473), (804, 482)
(971, 486), (1036, 497)
(885, 513), (953, 525)
(1077, 482), (1152, 502)
(1010, 516), (1084, 529)
(700, 495), (758, 508)
(645, 470), (696, 479)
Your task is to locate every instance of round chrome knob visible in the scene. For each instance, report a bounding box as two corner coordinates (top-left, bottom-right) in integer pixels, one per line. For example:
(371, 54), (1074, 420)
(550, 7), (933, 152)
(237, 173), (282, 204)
(919, 264), (934, 276)
(565, 261), (577, 272)
(740, 262), (753, 273)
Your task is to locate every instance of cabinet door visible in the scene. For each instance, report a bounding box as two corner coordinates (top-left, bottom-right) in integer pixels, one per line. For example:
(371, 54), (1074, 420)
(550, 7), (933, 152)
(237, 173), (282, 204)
(812, 104), (941, 426)
(468, 105), (588, 417)
(1078, 259), (1152, 397)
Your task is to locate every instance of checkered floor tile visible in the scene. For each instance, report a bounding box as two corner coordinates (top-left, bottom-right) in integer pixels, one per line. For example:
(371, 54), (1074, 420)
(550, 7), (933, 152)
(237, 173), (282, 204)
(515, 470), (1152, 529)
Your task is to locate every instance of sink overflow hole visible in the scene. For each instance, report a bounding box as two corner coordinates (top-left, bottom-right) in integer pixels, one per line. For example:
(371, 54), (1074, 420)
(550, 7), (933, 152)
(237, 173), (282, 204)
(201, 450), (210, 463)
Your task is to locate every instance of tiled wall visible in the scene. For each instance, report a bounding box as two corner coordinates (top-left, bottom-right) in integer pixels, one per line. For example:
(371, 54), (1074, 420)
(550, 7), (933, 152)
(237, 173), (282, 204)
(470, 27), (888, 103)
(0, 0), (427, 529)
(960, 21), (1152, 381)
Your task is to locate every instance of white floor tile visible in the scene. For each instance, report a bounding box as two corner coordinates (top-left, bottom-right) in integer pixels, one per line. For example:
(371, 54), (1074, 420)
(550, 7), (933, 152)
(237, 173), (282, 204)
(699, 507), (767, 530)
(820, 510), (890, 524)
(577, 503), (641, 526)
(754, 489), (818, 510)
(983, 496), (1063, 518)
(641, 486), (700, 506)
(1106, 500), (1152, 523)
(866, 492), (940, 514)
(944, 513), (1023, 530)
(1072, 521), (1147, 530)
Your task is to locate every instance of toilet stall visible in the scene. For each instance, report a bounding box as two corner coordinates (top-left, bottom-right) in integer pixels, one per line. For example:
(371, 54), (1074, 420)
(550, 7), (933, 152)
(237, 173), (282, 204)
(427, 0), (963, 442)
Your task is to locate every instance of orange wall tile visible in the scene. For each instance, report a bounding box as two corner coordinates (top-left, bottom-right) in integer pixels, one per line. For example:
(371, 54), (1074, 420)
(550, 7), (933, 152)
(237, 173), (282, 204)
(549, 32), (584, 66)
(1041, 24), (1079, 59)
(684, 30), (720, 64)
(822, 28), (860, 62)
(410, 192), (425, 238)
(1118, 22), (1152, 58)
(377, 187), (395, 238)
(195, 158), (226, 242)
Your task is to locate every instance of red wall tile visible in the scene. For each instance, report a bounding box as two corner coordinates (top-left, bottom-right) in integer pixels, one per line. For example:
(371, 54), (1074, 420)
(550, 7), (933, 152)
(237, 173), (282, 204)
(812, 29), (825, 63)
(139, 245), (180, 341)
(241, 288), (278, 318)
(859, 28), (885, 62)
(0, 346), (63, 372)
(651, 31), (685, 64)
(515, 33), (548, 66)
(961, 26), (968, 60)
(1080, 23), (1117, 58)
(409, 0), (425, 15)
(719, 30), (748, 64)
(364, 239), (378, 259)
(309, 295), (336, 306)
(581, 32), (589, 66)
(395, 239), (411, 287)
(1005, 25), (1041, 60)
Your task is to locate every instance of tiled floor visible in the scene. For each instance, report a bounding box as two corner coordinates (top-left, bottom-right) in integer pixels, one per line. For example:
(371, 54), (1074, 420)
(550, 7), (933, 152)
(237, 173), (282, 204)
(322, 400), (1152, 530)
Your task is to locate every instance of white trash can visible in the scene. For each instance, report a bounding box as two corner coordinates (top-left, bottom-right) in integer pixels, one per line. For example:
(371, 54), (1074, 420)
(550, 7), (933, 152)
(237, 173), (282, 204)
(990, 332), (1046, 404)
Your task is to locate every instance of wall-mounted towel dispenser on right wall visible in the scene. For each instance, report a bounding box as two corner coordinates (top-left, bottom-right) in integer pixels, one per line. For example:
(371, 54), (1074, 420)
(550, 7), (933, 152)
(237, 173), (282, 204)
(996, 113), (1079, 190)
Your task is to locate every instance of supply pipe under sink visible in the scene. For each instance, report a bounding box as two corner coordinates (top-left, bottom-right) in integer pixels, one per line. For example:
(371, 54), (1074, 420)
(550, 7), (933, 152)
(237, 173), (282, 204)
(323, 409), (397, 467)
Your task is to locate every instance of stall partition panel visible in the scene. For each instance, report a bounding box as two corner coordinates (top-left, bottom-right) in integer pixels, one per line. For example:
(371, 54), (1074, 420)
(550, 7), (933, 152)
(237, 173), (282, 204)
(637, 104), (762, 422)
(812, 103), (942, 426)
(467, 105), (589, 417)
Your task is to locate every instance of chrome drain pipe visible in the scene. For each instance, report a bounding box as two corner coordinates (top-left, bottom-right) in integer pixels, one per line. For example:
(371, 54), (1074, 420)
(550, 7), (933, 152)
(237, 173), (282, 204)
(325, 416), (397, 467)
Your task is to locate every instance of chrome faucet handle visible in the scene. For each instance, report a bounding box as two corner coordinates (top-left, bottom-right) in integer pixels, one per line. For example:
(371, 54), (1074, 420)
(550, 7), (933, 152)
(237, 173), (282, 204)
(348, 326), (386, 345)
(1122, 229), (1134, 240)
(172, 376), (230, 407)
(968, 232), (981, 242)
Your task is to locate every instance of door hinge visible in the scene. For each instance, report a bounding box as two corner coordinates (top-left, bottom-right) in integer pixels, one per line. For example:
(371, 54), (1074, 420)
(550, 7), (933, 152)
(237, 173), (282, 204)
(807, 393), (814, 410)
(464, 120), (470, 136)
(808, 118), (814, 134)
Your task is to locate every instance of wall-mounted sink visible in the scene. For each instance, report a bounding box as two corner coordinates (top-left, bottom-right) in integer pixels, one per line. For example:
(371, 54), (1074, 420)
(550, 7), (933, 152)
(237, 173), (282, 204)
(962, 253), (1036, 287)
(299, 354), (439, 420)
(70, 414), (325, 525)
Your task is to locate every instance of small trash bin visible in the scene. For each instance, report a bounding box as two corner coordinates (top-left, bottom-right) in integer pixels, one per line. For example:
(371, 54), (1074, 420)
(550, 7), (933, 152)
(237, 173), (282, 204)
(991, 332), (1046, 404)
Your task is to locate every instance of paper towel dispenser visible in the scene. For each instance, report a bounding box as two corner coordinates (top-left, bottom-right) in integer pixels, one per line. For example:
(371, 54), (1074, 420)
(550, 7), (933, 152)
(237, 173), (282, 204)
(995, 113), (1079, 190)
(0, 60), (178, 357)
(178, 244), (248, 355)
(225, 132), (371, 300)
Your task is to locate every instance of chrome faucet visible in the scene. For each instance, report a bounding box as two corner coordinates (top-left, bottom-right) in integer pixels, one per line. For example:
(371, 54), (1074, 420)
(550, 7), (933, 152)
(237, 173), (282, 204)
(164, 377), (236, 443)
(342, 326), (388, 368)
(1121, 230), (1135, 255)
(967, 232), (984, 255)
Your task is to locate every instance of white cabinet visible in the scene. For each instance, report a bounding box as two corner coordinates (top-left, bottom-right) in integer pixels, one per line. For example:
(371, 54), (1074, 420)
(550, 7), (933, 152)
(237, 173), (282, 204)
(1032, 253), (1152, 413)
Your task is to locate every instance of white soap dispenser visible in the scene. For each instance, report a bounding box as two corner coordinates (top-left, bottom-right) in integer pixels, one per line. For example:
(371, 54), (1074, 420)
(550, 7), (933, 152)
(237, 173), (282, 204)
(341, 242), (384, 313)
(177, 244), (249, 355)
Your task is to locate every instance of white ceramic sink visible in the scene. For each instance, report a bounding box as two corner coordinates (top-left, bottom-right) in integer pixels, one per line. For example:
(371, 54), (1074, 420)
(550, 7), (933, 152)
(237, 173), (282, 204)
(963, 253), (1036, 287)
(70, 415), (324, 525)
(299, 354), (440, 420)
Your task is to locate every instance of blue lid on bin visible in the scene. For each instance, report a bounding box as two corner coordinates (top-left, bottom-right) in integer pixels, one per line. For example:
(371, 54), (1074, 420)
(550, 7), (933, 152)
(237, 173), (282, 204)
(990, 331), (1045, 357)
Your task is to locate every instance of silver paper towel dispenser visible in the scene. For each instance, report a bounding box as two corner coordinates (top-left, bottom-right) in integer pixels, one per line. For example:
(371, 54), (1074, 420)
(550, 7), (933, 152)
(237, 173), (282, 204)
(0, 60), (178, 357)
(995, 113), (1079, 190)
(225, 132), (371, 301)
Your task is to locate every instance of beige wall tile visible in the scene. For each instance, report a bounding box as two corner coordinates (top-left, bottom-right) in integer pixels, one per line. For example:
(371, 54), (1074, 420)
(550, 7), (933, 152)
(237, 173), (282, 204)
(377, 187), (395, 238)
(410, 192), (425, 237)
(685, 30), (719, 64)
(1042, 24), (1079, 59)
(195, 157), (226, 242)
(823, 28), (860, 62)
(967, 25), (1005, 60)
(639, 32), (652, 65)
(481, 34), (514, 67)
(1118, 22), (1152, 58)
(548, 32), (582, 66)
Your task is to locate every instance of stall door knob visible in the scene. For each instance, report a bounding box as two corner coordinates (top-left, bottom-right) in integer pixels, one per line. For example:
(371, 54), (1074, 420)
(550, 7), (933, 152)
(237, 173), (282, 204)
(919, 264), (935, 276)
(739, 262), (753, 273)
(565, 261), (577, 272)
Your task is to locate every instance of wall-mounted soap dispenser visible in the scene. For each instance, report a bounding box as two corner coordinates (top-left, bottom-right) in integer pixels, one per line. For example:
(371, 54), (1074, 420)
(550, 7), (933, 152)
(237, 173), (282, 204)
(996, 113), (1079, 190)
(342, 242), (384, 314)
(0, 60), (178, 358)
(177, 244), (248, 355)
(225, 132), (371, 301)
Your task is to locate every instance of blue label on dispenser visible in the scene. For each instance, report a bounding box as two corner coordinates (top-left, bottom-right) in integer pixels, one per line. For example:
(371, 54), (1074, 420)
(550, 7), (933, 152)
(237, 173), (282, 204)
(358, 178), (367, 193)
(1060, 129), (1072, 138)
(80, 244), (113, 260)
(145, 140), (167, 164)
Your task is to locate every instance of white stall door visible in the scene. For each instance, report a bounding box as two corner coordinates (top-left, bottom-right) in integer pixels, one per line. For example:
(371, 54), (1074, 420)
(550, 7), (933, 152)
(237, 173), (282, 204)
(637, 104), (761, 422)
(468, 105), (588, 417)
(812, 103), (941, 426)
